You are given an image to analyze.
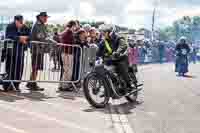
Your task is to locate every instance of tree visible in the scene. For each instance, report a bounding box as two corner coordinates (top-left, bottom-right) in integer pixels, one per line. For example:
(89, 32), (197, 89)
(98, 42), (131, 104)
(160, 16), (200, 42)
(128, 29), (136, 34)
(159, 26), (176, 41)
(25, 21), (33, 29)
(80, 21), (105, 28)
(192, 16), (200, 26)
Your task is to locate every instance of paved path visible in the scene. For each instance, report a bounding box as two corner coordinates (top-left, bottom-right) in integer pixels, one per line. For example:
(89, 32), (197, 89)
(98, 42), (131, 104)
(0, 62), (200, 133)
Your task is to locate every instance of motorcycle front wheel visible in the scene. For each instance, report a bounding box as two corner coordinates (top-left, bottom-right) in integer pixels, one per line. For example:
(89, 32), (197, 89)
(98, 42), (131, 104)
(83, 72), (110, 108)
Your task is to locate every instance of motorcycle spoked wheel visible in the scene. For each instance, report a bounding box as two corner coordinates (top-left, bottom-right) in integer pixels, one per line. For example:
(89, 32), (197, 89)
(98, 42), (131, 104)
(83, 72), (110, 108)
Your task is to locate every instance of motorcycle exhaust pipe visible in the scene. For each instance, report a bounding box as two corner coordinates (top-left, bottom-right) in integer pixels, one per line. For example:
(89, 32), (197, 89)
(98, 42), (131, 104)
(127, 88), (143, 96)
(137, 84), (143, 87)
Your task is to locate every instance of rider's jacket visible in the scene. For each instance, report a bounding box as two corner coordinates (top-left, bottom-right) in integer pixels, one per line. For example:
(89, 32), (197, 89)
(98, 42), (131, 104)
(97, 33), (127, 65)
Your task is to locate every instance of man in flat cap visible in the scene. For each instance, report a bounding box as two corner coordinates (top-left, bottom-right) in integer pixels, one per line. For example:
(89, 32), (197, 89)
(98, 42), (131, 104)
(3, 15), (30, 91)
(26, 12), (51, 91)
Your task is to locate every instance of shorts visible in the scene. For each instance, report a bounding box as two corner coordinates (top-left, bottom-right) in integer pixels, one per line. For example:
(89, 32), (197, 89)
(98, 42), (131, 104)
(31, 53), (44, 71)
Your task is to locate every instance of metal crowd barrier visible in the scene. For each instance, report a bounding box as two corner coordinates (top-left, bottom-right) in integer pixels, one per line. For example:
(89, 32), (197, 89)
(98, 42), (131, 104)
(82, 45), (97, 77)
(0, 39), (91, 91)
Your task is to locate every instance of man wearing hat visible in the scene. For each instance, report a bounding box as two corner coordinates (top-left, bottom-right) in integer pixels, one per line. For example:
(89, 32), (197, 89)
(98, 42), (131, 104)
(26, 12), (50, 91)
(3, 15), (30, 91)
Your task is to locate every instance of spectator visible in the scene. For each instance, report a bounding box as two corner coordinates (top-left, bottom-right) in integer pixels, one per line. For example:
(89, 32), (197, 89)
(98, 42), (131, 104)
(58, 20), (77, 91)
(82, 24), (91, 42)
(128, 41), (139, 73)
(82, 24), (91, 33)
(88, 27), (98, 44)
(158, 41), (165, 63)
(75, 20), (81, 32)
(0, 31), (5, 40)
(190, 44), (198, 64)
(26, 12), (50, 91)
(73, 28), (89, 87)
(73, 20), (81, 43)
(96, 30), (101, 42)
(50, 31), (61, 71)
(138, 41), (147, 64)
(165, 46), (172, 62)
(3, 15), (30, 91)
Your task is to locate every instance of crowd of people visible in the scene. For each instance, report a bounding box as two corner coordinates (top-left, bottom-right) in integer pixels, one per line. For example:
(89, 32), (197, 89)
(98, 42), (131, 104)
(2, 12), (104, 92)
(129, 39), (200, 64)
(1, 12), (89, 91)
(1, 11), (200, 92)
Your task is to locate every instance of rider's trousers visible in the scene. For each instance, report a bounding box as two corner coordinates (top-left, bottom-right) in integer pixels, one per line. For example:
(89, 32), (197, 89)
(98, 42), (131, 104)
(113, 56), (130, 87)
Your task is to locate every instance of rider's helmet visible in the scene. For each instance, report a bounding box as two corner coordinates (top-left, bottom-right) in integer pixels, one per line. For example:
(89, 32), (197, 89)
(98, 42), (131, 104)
(99, 24), (115, 34)
(98, 24), (116, 40)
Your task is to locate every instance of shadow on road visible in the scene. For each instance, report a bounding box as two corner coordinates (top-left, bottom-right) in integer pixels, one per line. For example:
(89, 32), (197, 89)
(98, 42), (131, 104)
(182, 75), (197, 79)
(57, 91), (84, 100)
(83, 101), (143, 115)
(18, 91), (55, 101)
(0, 90), (55, 102)
(176, 75), (197, 79)
(111, 101), (143, 115)
(0, 91), (24, 102)
(83, 105), (113, 114)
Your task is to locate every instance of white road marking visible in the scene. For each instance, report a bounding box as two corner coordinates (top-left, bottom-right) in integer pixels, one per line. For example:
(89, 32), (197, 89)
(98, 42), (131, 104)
(0, 122), (29, 133)
(0, 92), (119, 133)
(110, 99), (135, 133)
(0, 102), (100, 133)
(103, 112), (116, 133)
(0, 91), (135, 133)
(0, 92), (106, 120)
(108, 101), (125, 133)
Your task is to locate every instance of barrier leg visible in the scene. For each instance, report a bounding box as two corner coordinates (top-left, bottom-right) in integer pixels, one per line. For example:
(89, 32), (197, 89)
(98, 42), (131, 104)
(71, 82), (80, 93)
(10, 81), (17, 91)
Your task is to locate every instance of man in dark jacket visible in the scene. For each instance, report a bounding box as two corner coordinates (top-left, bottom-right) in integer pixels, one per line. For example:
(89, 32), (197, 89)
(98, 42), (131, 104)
(3, 15), (30, 91)
(175, 36), (190, 76)
(158, 41), (165, 63)
(98, 24), (134, 92)
(51, 31), (61, 70)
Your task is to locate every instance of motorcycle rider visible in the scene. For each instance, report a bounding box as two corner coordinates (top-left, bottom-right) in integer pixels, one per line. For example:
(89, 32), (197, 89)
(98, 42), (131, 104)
(175, 36), (190, 76)
(97, 24), (135, 92)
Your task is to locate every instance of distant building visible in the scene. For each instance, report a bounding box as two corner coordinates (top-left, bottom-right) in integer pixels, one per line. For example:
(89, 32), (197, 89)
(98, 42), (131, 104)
(0, 16), (12, 32)
(136, 28), (161, 41)
(137, 28), (152, 40)
(119, 27), (161, 42)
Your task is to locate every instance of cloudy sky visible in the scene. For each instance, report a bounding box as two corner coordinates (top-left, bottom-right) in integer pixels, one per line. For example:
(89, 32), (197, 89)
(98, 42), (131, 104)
(0, 0), (200, 29)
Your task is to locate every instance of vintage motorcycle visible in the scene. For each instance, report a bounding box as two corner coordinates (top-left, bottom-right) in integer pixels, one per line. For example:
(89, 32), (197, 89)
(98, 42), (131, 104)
(83, 55), (143, 108)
